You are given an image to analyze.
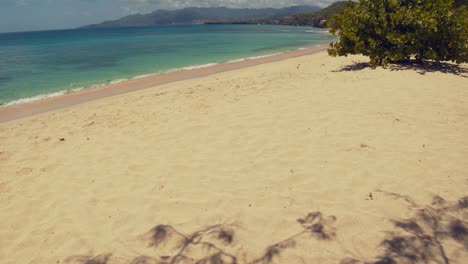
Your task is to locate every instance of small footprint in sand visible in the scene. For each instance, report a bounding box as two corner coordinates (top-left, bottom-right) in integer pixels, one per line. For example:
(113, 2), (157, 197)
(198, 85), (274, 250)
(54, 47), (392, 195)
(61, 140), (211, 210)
(16, 167), (33, 176)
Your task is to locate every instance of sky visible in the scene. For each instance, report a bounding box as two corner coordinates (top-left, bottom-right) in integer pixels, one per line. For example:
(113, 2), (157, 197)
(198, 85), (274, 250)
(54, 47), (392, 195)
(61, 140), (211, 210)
(0, 0), (340, 33)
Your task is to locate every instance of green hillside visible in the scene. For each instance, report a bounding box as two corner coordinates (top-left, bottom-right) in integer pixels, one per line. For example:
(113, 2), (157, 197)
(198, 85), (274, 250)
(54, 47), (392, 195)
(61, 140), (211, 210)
(205, 1), (351, 28)
(278, 1), (350, 28)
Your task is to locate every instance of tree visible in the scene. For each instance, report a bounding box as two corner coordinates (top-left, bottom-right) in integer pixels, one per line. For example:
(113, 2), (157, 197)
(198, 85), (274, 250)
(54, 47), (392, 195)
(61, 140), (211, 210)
(328, 0), (468, 66)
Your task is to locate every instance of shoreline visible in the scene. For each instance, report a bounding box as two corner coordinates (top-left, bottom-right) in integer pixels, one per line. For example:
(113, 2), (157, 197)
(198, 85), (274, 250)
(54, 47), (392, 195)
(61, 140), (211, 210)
(0, 44), (328, 123)
(0, 52), (287, 108)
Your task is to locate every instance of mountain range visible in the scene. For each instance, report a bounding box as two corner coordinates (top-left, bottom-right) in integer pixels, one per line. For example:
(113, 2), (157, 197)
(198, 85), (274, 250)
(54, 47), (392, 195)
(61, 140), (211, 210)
(82, 6), (322, 28)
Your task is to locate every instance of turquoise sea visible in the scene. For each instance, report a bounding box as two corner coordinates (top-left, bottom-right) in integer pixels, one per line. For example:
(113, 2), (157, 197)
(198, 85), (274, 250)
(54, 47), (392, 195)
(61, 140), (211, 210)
(0, 25), (335, 106)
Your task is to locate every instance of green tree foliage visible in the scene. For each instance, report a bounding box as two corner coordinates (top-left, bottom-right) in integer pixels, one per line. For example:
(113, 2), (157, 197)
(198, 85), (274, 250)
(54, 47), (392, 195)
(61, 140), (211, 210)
(454, 0), (468, 8)
(328, 0), (468, 66)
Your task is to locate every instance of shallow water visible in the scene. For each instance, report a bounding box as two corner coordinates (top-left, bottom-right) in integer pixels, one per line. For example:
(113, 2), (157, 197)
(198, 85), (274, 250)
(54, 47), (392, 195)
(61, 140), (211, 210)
(0, 25), (335, 105)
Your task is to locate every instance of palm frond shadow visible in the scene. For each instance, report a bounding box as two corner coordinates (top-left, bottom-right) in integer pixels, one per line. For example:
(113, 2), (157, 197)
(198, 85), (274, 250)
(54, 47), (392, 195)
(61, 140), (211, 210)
(334, 61), (468, 77)
(341, 192), (468, 264)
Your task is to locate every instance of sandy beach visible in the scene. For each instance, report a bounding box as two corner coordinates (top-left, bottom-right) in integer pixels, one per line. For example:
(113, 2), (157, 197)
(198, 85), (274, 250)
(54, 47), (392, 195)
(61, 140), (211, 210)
(0, 50), (467, 264)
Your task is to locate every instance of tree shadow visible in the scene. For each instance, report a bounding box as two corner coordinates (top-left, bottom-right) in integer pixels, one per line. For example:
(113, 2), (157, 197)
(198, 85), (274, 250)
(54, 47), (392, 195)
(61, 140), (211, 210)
(141, 211), (336, 264)
(57, 193), (468, 263)
(334, 61), (468, 77)
(333, 62), (370, 72)
(341, 192), (468, 264)
(252, 211), (337, 264)
(64, 253), (112, 264)
(388, 62), (468, 77)
(141, 223), (238, 264)
(64, 211), (336, 264)
(129, 255), (159, 264)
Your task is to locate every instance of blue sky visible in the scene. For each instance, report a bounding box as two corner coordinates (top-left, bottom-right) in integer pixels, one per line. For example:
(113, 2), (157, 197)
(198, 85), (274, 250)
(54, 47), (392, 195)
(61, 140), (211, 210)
(0, 0), (339, 33)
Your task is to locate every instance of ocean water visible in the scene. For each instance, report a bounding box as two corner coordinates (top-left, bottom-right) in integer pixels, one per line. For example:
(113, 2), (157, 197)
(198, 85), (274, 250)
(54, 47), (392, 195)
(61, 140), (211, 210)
(0, 25), (335, 106)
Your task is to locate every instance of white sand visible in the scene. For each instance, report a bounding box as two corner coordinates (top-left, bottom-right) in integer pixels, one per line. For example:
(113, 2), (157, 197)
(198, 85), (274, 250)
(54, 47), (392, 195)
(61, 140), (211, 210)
(0, 51), (467, 264)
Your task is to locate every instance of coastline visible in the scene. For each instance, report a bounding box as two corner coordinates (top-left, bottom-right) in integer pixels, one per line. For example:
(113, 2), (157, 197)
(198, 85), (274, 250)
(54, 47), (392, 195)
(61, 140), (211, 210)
(0, 44), (328, 123)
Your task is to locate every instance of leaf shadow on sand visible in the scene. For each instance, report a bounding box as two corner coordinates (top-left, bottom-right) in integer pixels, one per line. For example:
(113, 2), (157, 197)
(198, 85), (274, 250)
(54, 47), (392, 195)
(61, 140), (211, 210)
(341, 192), (468, 264)
(64, 253), (112, 264)
(140, 223), (238, 264)
(64, 211), (337, 264)
(64, 193), (467, 264)
(333, 61), (468, 77)
(251, 211), (337, 264)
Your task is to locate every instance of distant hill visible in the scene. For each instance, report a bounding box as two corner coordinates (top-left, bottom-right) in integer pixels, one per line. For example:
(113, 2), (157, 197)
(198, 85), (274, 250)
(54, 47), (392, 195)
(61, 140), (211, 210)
(204, 1), (350, 28)
(280, 1), (350, 27)
(82, 6), (321, 29)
